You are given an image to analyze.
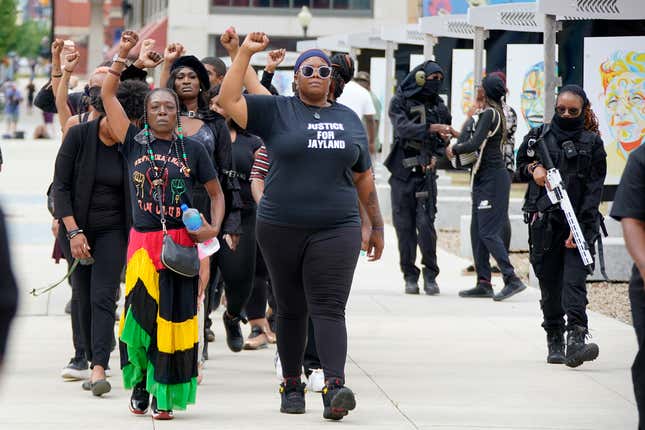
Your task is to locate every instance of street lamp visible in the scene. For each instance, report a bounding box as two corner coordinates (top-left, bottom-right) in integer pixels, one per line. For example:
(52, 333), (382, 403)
(297, 6), (313, 38)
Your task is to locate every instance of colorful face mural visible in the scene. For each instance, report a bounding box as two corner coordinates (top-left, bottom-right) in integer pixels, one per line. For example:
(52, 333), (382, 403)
(422, 0), (534, 16)
(600, 51), (645, 159)
(461, 72), (475, 115)
(520, 62), (545, 129)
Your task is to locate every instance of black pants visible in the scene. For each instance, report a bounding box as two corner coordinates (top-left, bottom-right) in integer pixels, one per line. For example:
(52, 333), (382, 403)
(303, 318), (321, 377)
(629, 265), (645, 429)
(257, 220), (361, 382)
(59, 226), (126, 368)
(245, 247), (271, 321)
(390, 174), (439, 282)
(533, 221), (590, 332)
(471, 168), (516, 282)
(218, 208), (257, 317)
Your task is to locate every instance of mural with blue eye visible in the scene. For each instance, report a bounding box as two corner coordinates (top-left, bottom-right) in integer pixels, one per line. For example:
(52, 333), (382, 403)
(422, 0), (535, 16)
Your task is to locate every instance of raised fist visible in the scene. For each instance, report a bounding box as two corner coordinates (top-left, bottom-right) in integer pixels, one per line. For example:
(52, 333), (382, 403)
(220, 26), (240, 54)
(138, 39), (164, 68)
(63, 51), (80, 72)
(241, 32), (270, 54)
(266, 48), (286, 73)
(164, 43), (185, 63)
(119, 30), (140, 56)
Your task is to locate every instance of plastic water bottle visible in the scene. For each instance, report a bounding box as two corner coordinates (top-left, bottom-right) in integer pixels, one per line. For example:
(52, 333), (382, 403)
(181, 204), (220, 258)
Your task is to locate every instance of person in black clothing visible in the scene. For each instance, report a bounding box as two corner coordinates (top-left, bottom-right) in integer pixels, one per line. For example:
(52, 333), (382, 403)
(0, 206), (18, 370)
(161, 45), (244, 353)
(447, 75), (527, 301)
(610, 144), (645, 428)
(516, 85), (605, 367)
(219, 33), (384, 420)
(53, 78), (150, 397)
(386, 61), (451, 296)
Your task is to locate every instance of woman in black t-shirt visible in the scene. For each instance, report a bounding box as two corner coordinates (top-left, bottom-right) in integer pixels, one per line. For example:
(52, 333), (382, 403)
(53, 79), (149, 398)
(219, 32), (384, 421)
(102, 31), (225, 420)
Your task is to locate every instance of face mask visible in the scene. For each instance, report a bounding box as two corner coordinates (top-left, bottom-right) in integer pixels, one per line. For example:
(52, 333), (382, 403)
(420, 79), (441, 98)
(553, 112), (584, 131)
(88, 86), (104, 114)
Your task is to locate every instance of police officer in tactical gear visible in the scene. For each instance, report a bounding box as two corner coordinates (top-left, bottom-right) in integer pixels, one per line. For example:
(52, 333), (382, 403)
(386, 61), (452, 295)
(516, 85), (606, 367)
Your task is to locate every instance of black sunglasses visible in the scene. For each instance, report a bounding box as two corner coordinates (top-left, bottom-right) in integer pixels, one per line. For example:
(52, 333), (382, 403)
(300, 65), (332, 79)
(556, 106), (581, 117)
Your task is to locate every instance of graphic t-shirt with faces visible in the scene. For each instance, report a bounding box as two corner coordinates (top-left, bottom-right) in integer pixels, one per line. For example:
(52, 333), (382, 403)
(119, 125), (218, 232)
(244, 95), (371, 228)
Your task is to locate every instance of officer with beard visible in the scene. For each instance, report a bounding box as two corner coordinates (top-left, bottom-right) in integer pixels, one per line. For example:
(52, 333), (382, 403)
(386, 61), (452, 295)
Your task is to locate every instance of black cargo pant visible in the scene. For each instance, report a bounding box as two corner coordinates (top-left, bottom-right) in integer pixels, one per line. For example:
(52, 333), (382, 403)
(471, 168), (517, 283)
(629, 265), (645, 430)
(390, 173), (439, 283)
(530, 216), (590, 332)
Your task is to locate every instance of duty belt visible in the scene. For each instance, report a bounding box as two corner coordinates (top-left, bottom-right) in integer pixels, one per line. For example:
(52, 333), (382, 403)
(223, 170), (248, 181)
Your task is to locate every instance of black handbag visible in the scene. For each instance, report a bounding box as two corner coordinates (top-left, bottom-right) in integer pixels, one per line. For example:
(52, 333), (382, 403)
(154, 184), (199, 277)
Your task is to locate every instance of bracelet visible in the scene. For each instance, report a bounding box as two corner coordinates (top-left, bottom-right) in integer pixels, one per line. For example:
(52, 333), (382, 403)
(372, 226), (385, 231)
(52, 73), (62, 78)
(66, 229), (84, 240)
(108, 69), (122, 77)
(64, 68), (73, 73)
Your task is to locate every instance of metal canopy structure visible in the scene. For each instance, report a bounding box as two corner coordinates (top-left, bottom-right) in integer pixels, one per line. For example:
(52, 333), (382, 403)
(468, 2), (543, 32)
(537, 0), (645, 122)
(420, 14), (487, 97)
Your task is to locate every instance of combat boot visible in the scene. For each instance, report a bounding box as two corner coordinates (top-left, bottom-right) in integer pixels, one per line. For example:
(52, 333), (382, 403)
(423, 271), (440, 295)
(565, 325), (599, 368)
(404, 278), (419, 295)
(546, 330), (565, 364)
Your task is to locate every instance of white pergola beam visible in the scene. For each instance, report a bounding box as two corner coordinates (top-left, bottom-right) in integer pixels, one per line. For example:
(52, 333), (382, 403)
(538, 0), (645, 20)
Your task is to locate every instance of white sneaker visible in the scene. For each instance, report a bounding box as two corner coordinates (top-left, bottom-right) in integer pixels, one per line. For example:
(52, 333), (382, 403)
(274, 352), (283, 381)
(306, 368), (325, 392)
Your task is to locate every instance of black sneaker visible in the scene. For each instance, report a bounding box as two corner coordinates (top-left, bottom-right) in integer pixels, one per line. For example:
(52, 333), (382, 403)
(223, 312), (246, 352)
(404, 279), (419, 295)
(423, 279), (440, 296)
(493, 277), (527, 302)
(205, 328), (215, 343)
(129, 381), (150, 415)
(151, 397), (174, 420)
(459, 281), (494, 298)
(322, 378), (356, 421)
(60, 357), (89, 380)
(279, 378), (306, 414)
(565, 325), (599, 368)
(546, 331), (565, 364)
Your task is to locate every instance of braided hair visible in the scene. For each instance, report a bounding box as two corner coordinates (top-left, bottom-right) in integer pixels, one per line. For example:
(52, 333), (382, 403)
(330, 53), (355, 100)
(142, 88), (191, 175)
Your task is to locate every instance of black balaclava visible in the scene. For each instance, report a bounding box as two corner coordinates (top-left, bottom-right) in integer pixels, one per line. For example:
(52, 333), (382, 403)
(419, 61), (444, 99)
(552, 84), (588, 132)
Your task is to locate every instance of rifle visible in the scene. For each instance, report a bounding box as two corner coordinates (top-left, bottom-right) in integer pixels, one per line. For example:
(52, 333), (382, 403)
(401, 105), (435, 200)
(527, 128), (594, 274)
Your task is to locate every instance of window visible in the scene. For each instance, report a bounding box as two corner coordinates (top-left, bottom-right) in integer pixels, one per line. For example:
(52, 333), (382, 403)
(210, 0), (372, 12)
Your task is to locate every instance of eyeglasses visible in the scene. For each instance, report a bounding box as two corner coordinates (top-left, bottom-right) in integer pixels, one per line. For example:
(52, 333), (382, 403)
(556, 106), (581, 117)
(300, 65), (332, 79)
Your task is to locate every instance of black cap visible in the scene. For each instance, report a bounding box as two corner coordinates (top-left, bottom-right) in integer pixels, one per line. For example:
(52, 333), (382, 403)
(482, 74), (506, 103)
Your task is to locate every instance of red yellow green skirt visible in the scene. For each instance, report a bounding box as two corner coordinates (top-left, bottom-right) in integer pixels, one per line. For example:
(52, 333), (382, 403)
(118, 228), (198, 411)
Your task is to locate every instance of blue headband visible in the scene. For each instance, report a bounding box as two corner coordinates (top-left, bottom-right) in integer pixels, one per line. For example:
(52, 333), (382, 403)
(294, 49), (332, 73)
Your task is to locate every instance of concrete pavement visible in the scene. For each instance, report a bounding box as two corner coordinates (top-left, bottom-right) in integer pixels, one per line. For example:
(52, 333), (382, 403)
(0, 137), (639, 429)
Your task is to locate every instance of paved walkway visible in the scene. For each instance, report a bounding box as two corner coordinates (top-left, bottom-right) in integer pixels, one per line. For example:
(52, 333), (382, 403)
(0, 137), (638, 429)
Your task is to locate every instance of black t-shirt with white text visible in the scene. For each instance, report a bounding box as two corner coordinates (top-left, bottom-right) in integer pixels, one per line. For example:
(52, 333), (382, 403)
(244, 95), (371, 228)
(119, 125), (218, 232)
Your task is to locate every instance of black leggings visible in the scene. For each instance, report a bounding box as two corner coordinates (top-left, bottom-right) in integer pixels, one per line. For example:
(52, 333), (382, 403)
(257, 220), (361, 382)
(217, 208), (257, 317)
(60, 226), (126, 368)
(246, 248), (270, 321)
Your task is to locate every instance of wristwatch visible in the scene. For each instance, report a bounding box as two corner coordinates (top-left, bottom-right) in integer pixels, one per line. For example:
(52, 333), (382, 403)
(112, 54), (131, 67)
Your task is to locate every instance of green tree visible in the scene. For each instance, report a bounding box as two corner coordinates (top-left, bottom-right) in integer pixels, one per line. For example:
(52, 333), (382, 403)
(12, 20), (50, 58)
(0, 0), (18, 59)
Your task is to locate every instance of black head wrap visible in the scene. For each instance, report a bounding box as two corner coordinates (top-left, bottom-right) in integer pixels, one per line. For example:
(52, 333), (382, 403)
(558, 84), (589, 107)
(170, 55), (211, 91)
(482, 75), (506, 103)
(399, 61), (445, 99)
